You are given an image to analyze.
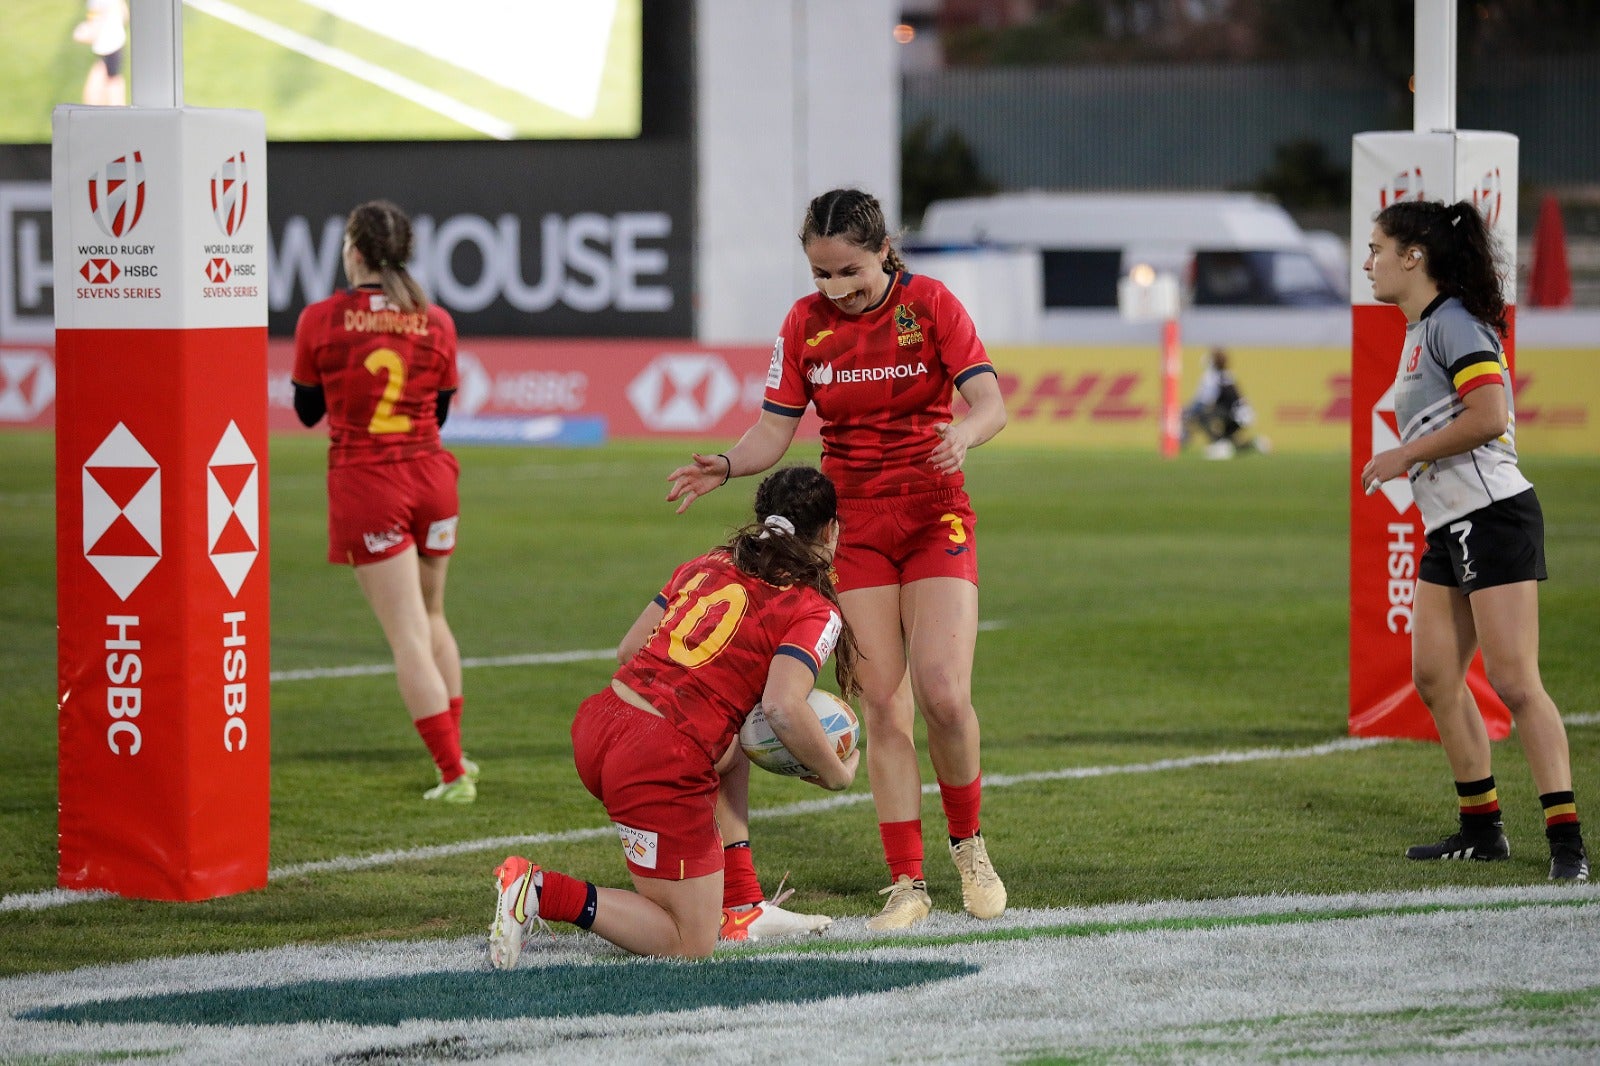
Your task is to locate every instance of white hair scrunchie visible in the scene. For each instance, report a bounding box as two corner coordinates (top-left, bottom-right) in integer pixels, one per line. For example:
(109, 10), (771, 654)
(759, 514), (796, 539)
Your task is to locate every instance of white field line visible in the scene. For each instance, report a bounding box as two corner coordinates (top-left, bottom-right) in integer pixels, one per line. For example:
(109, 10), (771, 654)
(0, 736), (1391, 913)
(183, 0), (517, 139)
(272, 627), (1007, 682)
(9, 637), (1592, 914)
(271, 647), (615, 682)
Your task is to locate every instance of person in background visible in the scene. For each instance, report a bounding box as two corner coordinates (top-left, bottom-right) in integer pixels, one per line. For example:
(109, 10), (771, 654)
(1362, 198), (1587, 882)
(1182, 348), (1269, 459)
(73, 0), (128, 106)
(666, 187), (1009, 932)
(292, 200), (475, 804)
(488, 466), (860, 964)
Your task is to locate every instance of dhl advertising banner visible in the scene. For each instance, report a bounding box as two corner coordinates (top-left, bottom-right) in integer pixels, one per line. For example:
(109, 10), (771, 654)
(11, 336), (1598, 453)
(53, 107), (270, 900)
(1347, 131), (1517, 742)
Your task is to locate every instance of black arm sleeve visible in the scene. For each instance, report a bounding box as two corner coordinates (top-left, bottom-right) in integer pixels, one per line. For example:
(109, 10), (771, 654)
(436, 388), (455, 428)
(293, 382), (327, 427)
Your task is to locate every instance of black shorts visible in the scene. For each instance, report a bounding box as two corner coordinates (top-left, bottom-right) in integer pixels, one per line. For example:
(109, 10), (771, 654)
(100, 48), (124, 77)
(1419, 488), (1547, 595)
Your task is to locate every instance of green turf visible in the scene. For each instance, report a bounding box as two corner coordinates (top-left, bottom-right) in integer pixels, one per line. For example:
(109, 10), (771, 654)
(1, 433), (1597, 976)
(0, 0), (640, 142)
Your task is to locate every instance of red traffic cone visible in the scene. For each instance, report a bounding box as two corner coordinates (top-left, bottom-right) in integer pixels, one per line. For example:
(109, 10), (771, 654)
(1528, 193), (1573, 308)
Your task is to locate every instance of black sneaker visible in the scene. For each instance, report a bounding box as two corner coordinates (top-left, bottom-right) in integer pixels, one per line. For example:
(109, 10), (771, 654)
(1405, 825), (1510, 861)
(1549, 838), (1590, 882)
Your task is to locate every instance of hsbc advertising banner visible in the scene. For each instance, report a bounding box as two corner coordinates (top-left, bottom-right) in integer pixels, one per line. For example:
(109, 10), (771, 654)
(261, 338), (820, 441)
(53, 107), (270, 901)
(1347, 131), (1517, 742)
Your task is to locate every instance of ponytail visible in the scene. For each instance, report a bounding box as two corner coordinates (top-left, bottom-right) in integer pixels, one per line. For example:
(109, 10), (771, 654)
(1374, 199), (1508, 336)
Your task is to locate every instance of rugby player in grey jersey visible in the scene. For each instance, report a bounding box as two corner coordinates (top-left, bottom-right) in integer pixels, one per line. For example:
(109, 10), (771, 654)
(1362, 199), (1587, 882)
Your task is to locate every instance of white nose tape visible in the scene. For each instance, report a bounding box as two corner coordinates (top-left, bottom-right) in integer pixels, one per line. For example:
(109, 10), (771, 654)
(818, 279), (857, 299)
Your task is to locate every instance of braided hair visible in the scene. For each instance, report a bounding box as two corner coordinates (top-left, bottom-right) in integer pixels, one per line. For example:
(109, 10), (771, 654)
(719, 465), (860, 697)
(1375, 199), (1509, 337)
(344, 199), (428, 314)
(800, 188), (906, 276)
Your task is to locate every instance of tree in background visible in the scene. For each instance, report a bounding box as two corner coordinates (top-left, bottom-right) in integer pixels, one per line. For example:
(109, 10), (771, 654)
(901, 117), (997, 228)
(1248, 139), (1349, 212)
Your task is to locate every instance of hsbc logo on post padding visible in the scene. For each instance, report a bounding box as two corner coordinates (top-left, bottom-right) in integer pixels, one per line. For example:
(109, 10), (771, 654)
(81, 259), (120, 284)
(79, 422), (263, 601)
(206, 258), (232, 283)
(1369, 384), (1415, 515)
(207, 421), (260, 597)
(82, 423), (162, 601)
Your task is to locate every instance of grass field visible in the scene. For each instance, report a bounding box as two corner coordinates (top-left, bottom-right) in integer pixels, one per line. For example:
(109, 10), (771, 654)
(2, 432), (1598, 1061)
(0, 0), (640, 142)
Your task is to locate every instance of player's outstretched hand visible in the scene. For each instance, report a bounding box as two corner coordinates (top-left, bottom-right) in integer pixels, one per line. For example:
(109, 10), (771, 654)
(666, 452), (727, 514)
(928, 422), (970, 476)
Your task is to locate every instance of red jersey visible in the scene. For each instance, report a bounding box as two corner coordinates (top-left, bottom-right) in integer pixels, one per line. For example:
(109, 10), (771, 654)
(763, 271), (995, 498)
(292, 285), (459, 467)
(614, 551), (842, 763)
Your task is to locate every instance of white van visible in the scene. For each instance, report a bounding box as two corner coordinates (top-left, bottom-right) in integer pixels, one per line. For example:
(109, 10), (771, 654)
(905, 191), (1349, 345)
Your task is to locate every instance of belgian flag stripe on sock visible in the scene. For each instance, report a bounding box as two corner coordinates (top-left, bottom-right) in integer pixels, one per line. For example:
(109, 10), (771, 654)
(1542, 791), (1579, 827)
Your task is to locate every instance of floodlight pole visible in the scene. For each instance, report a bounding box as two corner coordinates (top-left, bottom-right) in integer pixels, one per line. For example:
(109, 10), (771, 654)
(130, 0), (184, 108)
(1413, 0), (1456, 132)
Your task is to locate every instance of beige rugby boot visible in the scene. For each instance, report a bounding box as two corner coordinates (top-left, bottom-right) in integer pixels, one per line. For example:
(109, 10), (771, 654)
(950, 833), (1007, 919)
(865, 875), (932, 932)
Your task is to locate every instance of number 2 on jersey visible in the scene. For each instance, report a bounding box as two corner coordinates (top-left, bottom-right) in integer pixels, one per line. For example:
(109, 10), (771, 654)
(364, 348), (413, 435)
(659, 572), (750, 669)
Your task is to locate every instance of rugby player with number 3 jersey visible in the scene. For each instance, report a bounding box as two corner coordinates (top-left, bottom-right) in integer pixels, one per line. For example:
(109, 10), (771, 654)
(1362, 198), (1587, 881)
(668, 188), (1010, 930)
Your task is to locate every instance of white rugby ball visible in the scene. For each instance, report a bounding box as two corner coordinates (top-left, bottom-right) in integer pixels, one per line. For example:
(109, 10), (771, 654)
(739, 690), (860, 777)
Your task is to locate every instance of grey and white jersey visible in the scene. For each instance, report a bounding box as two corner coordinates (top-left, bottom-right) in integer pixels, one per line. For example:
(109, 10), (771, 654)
(1393, 295), (1531, 533)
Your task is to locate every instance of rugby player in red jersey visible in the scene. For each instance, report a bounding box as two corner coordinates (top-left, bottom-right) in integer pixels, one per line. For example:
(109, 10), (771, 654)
(488, 466), (861, 963)
(668, 188), (1009, 930)
(292, 200), (475, 804)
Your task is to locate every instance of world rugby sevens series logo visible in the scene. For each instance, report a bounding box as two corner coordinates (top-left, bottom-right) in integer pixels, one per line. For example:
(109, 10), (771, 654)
(87, 152), (147, 239)
(1472, 167), (1503, 229)
(1378, 166), (1424, 209)
(210, 152), (250, 236)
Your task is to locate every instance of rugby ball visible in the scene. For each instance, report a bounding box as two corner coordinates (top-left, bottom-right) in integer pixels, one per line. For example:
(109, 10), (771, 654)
(739, 690), (860, 777)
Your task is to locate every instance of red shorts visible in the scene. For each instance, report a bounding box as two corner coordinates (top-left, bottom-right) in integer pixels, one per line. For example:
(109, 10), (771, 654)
(570, 688), (723, 881)
(832, 486), (979, 593)
(326, 450), (460, 566)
